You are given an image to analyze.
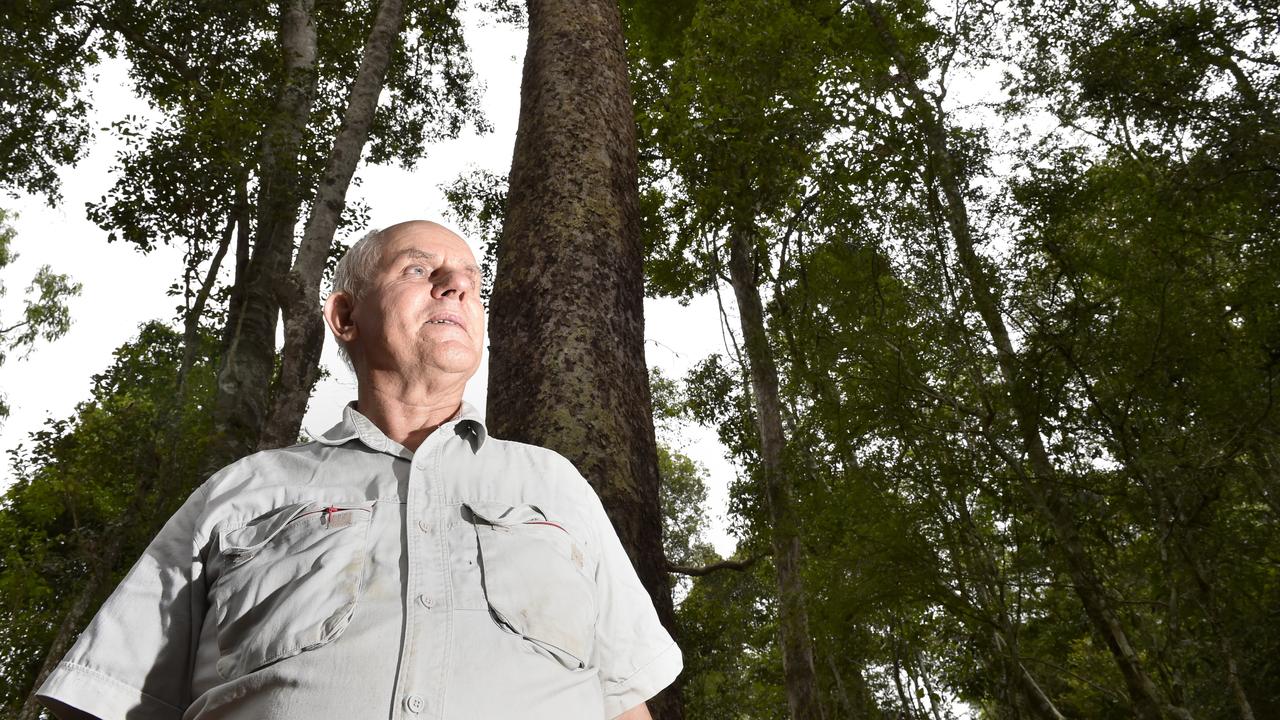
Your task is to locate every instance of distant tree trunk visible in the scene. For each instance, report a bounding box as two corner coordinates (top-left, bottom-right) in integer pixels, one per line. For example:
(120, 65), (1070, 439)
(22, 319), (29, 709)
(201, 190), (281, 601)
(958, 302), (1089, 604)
(485, 1), (681, 718)
(727, 226), (823, 720)
(177, 179), (243, 404)
(856, 4), (1186, 719)
(261, 0), (407, 449)
(1054, 322), (1258, 720)
(211, 0), (318, 466)
(946, 469), (1064, 720)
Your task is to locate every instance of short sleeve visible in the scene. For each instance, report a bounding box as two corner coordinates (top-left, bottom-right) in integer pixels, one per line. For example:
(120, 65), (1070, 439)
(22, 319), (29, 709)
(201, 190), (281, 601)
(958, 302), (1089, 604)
(580, 480), (683, 718)
(38, 482), (210, 720)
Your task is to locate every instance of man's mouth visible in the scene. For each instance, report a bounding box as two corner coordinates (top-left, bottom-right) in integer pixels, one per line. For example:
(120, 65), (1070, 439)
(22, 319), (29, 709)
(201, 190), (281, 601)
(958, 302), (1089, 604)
(425, 312), (466, 329)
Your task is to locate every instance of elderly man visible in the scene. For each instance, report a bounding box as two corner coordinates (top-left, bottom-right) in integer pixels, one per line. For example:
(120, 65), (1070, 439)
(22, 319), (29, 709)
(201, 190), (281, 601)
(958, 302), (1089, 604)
(38, 221), (681, 719)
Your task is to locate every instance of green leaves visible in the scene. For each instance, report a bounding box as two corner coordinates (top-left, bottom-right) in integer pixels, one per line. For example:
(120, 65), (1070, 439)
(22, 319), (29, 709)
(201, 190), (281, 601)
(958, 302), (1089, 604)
(442, 167), (507, 302)
(0, 210), (82, 420)
(632, 0), (1280, 716)
(0, 1), (97, 200)
(0, 321), (217, 713)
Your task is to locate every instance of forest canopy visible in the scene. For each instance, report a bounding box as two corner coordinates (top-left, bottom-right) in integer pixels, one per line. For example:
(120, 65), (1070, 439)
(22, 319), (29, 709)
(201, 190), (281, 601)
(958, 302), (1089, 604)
(1, 0), (1277, 718)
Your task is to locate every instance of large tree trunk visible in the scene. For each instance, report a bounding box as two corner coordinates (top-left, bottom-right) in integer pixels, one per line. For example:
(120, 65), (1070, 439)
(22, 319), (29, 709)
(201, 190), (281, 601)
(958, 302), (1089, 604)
(261, 0), (408, 450)
(485, 1), (681, 718)
(727, 226), (823, 720)
(211, 0), (318, 466)
(855, 4), (1186, 719)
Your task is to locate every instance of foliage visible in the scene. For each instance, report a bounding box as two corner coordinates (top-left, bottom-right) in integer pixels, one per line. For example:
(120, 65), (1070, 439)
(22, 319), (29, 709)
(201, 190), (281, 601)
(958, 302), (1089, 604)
(1, 0), (1278, 717)
(0, 322), (217, 713)
(627, 0), (1280, 717)
(0, 210), (82, 421)
(443, 167), (507, 301)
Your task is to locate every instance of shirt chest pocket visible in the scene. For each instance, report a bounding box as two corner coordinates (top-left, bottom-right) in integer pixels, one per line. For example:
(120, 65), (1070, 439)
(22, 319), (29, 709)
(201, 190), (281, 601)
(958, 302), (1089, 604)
(208, 500), (375, 680)
(460, 501), (597, 670)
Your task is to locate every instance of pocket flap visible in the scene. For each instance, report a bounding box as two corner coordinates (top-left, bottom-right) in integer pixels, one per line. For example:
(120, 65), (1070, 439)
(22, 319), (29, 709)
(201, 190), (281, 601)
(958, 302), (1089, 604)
(463, 501), (547, 527)
(219, 502), (315, 556)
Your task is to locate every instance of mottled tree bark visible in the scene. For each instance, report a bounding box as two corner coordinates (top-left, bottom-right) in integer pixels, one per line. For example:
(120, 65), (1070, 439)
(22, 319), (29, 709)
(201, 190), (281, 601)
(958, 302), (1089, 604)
(856, 3), (1186, 719)
(486, 1), (681, 718)
(211, 0), (317, 465)
(261, 0), (407, 450)
(727, 227), (824, 720)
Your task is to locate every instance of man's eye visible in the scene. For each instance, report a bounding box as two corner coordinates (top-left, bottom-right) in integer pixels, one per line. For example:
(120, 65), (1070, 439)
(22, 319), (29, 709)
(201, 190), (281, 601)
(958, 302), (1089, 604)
(406, 265), (427, 276)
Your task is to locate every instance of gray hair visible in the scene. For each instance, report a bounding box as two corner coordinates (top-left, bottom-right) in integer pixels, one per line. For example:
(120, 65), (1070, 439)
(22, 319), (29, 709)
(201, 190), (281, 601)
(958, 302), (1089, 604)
(330, 227), (389, 370)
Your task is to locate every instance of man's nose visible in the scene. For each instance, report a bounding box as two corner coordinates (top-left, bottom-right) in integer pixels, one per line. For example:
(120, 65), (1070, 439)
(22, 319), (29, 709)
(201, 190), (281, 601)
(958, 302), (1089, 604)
(432, 267), (474, 301)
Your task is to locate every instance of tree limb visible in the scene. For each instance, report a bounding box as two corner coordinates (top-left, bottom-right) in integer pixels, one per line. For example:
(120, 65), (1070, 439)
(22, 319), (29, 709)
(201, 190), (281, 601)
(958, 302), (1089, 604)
(667, 556), (758, 576)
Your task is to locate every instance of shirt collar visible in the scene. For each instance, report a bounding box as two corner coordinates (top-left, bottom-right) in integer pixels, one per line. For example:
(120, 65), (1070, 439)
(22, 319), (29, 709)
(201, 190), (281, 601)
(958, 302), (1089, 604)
(315, 400), (488, 454)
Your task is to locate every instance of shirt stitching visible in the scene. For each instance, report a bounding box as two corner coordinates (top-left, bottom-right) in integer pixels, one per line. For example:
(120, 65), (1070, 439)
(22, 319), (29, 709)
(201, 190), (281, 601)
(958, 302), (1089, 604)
(52, 661), (185, 713)
(602, 640), (681, 694)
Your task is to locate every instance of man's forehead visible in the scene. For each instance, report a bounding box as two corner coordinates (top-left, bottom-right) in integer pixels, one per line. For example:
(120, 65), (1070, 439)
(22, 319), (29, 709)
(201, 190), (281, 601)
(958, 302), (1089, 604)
(380, 223), (478, 267)
(386, 246), (481, 275)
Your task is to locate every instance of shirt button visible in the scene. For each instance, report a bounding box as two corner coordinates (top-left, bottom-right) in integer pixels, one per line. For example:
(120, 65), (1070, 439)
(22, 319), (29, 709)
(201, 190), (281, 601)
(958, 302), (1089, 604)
(405, 694), (425, 714)
(417, 594), (435, 609)
(417, 519), (432, 534)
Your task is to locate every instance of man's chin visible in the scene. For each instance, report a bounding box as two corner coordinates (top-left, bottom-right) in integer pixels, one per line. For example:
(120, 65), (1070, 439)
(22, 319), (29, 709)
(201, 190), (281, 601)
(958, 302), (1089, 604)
(420, 351), (482, 379)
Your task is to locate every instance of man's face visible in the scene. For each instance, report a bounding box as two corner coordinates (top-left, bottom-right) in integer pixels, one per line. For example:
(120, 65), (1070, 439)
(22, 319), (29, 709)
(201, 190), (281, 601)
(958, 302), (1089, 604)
(345, 222), (485, 384)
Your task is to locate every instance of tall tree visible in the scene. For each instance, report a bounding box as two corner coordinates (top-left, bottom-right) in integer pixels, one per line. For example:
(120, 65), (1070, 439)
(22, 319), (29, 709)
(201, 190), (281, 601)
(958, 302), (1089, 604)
(261, 0), (409, 449)
(856, 3), (1185, 717)
(485, 0), (681, 717)
(211, 0), (321, 463)
(624, 1), (843, 716)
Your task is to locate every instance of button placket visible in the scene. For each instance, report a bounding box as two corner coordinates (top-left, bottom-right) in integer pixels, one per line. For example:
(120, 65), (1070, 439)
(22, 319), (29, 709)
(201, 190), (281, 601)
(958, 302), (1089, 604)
(403, 436), (453, 719)
(393, 455), (429, 720)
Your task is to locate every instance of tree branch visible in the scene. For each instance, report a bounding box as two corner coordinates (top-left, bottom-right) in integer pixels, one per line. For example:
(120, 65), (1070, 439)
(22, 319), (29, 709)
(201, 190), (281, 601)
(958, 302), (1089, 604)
(667, 556), (758, 576)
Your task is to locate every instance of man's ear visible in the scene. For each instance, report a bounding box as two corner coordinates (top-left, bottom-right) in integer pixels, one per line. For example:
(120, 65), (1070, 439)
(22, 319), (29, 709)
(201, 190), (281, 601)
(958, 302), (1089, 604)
(323, 292), (358, 345)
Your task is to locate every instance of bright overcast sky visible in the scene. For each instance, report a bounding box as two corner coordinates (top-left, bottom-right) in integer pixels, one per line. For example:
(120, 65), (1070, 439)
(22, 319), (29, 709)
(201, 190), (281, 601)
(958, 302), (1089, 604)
(0, 8), (740, 556)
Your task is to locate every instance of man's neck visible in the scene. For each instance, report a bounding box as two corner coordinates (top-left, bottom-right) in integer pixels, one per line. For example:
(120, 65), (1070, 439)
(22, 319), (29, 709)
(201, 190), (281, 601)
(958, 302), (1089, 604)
(355, 374), (466, 452)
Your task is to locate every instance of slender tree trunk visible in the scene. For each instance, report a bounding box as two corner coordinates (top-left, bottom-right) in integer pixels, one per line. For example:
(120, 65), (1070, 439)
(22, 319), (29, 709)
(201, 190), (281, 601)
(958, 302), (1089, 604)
(947, 473), (1065, 720)
(485, 1), (681, 717)
(827, 653), (858, 719)
(915, 654), (945, 720)
(727, 226), (823, 720)
(855, 4), (1187, 719)
(891, 639), (915, 720)
(222, 183), (253, 360)
(261, 0), (408, 449)
(178, 188), (239, 401)
(1183, 539), (1256, 720)
(212, 0), (318, 466)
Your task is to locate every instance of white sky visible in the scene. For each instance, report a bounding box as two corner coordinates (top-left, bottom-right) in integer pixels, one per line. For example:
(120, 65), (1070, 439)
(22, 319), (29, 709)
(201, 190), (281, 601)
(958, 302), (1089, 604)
(0, 9), (740, 557)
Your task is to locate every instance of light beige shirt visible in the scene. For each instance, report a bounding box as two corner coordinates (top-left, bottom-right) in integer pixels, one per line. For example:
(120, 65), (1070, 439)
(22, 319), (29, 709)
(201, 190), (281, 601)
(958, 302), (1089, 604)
(39, 402), (682, 719)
